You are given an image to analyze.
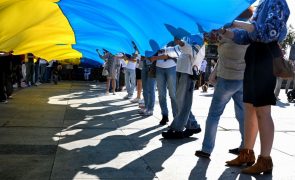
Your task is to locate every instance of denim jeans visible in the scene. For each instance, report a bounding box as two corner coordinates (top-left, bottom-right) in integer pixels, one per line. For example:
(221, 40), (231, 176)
(170, 72), (200, 131)
(124, 68), (136, 96)
(39, 64), (47, 83)
(156, 66), (177, 117)
(201, 77), (244, 154)
(142, 64), (156, 111)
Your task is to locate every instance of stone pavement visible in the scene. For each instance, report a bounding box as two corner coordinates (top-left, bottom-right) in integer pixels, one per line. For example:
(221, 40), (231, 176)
(0, 81), (294, 180)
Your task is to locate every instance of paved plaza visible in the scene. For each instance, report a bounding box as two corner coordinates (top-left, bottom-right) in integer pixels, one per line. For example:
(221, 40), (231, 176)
(0, 81), (294, 180)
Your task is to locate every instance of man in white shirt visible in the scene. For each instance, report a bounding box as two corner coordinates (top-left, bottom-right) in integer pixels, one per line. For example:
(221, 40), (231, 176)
(162, 37), (204, 139)
(149, 45), (178, 125)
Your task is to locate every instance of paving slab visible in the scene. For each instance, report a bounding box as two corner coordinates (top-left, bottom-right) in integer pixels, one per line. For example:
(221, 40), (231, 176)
(0, 155), (55, 180)
(0, 81), (294, 180)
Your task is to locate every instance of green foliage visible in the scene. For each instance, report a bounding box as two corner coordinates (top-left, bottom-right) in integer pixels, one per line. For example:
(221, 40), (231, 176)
(281, 25), (295, 50)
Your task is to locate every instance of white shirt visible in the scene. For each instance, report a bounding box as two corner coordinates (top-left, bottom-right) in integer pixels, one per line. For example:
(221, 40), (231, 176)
(176, 41), (205, 74)
(126, 54), (140, 70)
(119, 59), (127, 68)
(47, 61), (54, 67)
(200, 60), (207, 72)
(39, 59), (47, 65)
(156, 47), (177, 68)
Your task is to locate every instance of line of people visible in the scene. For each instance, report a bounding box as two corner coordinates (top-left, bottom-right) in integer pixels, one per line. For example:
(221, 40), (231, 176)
(96, 0), (291, 175)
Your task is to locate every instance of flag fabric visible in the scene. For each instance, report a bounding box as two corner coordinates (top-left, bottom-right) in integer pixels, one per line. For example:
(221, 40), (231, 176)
(0, 0), (255, 64)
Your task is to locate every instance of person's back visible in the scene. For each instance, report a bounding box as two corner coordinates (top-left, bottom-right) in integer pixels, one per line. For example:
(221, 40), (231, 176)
(196, 36), (248, 158)
(217, 38), (247, 80)
(176, 41), (194, 74)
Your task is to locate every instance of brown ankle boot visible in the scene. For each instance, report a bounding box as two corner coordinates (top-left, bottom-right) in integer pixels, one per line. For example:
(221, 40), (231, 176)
(242, 155), (273, 174)
(226, 149), (255, 166)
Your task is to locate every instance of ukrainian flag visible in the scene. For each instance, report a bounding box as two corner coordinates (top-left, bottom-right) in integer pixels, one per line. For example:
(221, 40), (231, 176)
(0, 0), (255, 64)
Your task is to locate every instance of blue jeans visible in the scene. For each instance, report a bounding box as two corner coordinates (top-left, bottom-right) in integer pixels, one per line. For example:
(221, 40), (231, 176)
(156, 66), (177, 117)
(170, 72), (200, 131)
(124, 68), (136, 96)
(142, 64), (156, 111)
(202, 77), (244, 154)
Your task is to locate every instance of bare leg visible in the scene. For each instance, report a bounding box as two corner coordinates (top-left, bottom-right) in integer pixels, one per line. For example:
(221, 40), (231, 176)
(136, 79), (142, 99)
(112, 79), (116, 94)
(244, 103), (259, 150)
(256, 105), (274, 156)
(106, 78), (110, 94)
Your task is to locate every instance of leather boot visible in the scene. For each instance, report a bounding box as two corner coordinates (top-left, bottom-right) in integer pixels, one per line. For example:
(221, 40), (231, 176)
(242, 155), (273, 174)
(226, 149), (255, 166)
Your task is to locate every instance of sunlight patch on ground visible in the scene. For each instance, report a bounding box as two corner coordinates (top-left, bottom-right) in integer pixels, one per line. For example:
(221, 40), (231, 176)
(58, 139), (101, 151)
(48, 92), (84, 105)
(77, 107), (105, 111)
(73, 172), (100, 180)
(86, 151), (143, 170)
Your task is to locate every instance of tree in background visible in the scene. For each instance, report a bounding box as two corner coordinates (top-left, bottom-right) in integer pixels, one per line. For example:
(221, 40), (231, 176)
(281, 25), (295, 50)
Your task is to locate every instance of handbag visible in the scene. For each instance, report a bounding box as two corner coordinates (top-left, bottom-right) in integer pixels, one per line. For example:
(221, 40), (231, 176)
(268, 43), (294, 79)
(102, 67), (109, 76)
(190, 66), (200, 80)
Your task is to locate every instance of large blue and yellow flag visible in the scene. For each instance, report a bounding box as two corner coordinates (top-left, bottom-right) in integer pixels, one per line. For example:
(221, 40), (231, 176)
(0, 0), (255, 64)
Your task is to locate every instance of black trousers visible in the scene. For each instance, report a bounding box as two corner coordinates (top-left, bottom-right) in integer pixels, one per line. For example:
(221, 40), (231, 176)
(0, 71), (7, 101)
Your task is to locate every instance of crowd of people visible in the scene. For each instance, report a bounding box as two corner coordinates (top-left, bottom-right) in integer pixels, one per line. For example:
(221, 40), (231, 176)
(0, 52), (64, 104)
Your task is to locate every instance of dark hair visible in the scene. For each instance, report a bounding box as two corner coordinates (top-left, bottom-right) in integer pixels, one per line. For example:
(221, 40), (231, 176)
(27, 53), (34, 59)
(237, 7), (254, 20)
(102, 48), (109, 53)
(125, 54), (131, 59)
(174, 36), (181, 41)
(166, 41), (175, 47)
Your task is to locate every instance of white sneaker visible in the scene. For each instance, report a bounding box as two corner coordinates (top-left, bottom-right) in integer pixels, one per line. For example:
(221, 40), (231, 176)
(143, 110), (153, 116)
(105, 92), (110, 96)
(130, 98), (139, 103)
(138, 99), (144, 104)
(138, 108), (146, 114)
(123, 95), (132, 99)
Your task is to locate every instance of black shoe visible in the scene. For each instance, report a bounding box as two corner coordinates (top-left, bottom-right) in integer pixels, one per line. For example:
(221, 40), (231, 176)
(229, 148), (240, 155)
(183, 127), (201, 137)
(162, 129), (184, 139)
(159, 115), (169, 125)
(195, 150), (210, 158)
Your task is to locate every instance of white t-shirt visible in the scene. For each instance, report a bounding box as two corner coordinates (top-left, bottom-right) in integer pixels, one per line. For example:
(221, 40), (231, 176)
(176, 41), (205, 75)
(39, 59), (47, 65)
(125, 61), (136, 70)
(156, 47), (177, 68)
(119, 59), (127, 68)
(200, 59), (207, 72)
(126, 54), (140, 70)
